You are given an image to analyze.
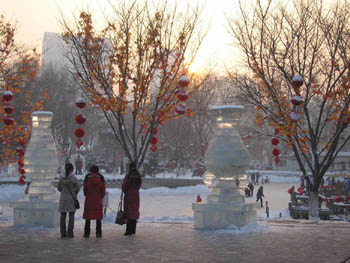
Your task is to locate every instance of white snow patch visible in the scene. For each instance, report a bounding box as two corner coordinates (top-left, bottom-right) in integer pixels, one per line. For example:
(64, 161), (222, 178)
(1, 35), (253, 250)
(0, 185), (25, 201)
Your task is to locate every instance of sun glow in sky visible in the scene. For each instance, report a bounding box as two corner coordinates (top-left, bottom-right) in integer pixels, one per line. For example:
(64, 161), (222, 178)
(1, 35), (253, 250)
(0, 0), (244, 75)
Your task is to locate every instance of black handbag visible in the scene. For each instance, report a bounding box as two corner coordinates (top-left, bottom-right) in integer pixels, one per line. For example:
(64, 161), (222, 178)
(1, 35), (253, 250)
(115, 191), (125, 225)
(66, 184), (80, 209)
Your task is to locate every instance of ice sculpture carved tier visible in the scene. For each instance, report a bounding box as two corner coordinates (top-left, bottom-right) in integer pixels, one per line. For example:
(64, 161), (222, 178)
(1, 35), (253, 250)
(24, 111), (59, 201)
(11, 111), (59, 227)
(193, 105), (257, 229)
(204, 105), (251, 179)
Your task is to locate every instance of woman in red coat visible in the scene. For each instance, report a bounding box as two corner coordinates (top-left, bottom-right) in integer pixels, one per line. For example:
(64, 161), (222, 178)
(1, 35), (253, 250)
(83, 165), (105, 238)
(122, 162), (142, 236)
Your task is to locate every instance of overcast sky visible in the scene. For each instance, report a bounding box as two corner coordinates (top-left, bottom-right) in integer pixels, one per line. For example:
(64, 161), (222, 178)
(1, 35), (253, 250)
(0, 0), (245, 75)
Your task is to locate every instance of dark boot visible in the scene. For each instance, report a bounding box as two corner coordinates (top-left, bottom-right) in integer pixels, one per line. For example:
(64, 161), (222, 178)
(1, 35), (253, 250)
(124, 220), (132, 235)
(84, 219), (91, 238)
(129, 219), (137, 235)
(96, 219), (102, 238)
(60, 212), (67, 238)
(67, 212), (75, 238)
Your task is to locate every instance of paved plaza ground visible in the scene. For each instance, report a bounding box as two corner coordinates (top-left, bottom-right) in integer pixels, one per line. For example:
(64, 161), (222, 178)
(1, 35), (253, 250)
(0, 219), (350, 263)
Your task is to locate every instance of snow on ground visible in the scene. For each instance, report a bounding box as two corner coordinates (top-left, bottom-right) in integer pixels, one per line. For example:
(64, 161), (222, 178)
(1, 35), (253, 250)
(0, 173), (299, 225)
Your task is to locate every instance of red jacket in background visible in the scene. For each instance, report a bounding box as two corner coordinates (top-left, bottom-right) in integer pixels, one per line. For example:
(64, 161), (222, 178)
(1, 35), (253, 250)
(83, 173), (106, 220)
(122, 174), (142, 220)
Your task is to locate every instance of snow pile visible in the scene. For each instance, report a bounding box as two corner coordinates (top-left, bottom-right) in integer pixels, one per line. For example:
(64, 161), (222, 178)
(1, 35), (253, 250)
(106, 185), (210, 196)
(0, 184), (25, 201)
(215, 221), (267, 234)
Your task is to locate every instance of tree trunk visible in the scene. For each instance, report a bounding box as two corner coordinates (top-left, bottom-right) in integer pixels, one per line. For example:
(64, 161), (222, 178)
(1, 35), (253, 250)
(308, 191), (319, 222)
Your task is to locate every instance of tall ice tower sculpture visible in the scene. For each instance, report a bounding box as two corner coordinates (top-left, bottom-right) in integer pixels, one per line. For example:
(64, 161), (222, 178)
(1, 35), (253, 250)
(192, 105), (257, 229)
(12, 111), (59, 227)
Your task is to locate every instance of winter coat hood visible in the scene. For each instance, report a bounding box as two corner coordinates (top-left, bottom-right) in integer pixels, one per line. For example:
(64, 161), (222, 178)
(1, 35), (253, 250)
(59, 174), (76, 184)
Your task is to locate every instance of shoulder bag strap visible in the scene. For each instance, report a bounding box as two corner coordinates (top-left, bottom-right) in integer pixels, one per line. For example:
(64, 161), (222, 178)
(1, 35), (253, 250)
(118, 191), (124, 212)
(66, 183), (78, 201)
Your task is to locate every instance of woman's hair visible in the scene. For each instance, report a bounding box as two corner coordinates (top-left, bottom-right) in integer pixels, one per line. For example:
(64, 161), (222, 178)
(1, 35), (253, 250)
(90, 165), (99, 173)
(84, 165), (105, 183)
(128, 162), (139, 177)
(127, 161), (141, 186)
(65, 163), (74, 177)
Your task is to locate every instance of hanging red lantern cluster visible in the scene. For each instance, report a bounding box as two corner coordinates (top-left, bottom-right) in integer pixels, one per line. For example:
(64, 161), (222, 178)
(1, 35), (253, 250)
(75, 114), (86, 125)
(16, 145), (26, 185)
(175, 103), (186, 115)
(74, 98), (87, 150)
(272, 147), (281, 164)
(150, 145), (157, 152)
(272, 148), (281, 156)
(149, 125), (161, 153)
(291, 75), (303, 94)
(290, 75), (304, 123)
(75, 97), (87, 109)
(271, 138), (280, 146)
(271, 128), (281, 164)
(174, 75), (190, 115)
(291, 95), (303, 106)
(2, 91), (14, 126)
(1, 91), (27, 184)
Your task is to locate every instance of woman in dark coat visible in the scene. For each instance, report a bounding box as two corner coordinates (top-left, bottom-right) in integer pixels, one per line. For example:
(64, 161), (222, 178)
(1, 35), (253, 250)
(57, 163), (80, 238)
(83, 165), (106, 238)
(122, 162), (142, 236)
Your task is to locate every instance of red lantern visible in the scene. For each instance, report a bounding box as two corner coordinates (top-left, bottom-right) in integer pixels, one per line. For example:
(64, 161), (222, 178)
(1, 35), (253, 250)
(330, 185), (334, 190)
(335, 196), (341, 203)
(297, 187), (303, 195)
(322, 185), (327, 190)
(326, 198), (330, 206)
(18, 160), (24, 168)
(152, 128), (158, 135)
(74, 128), (85, 138)
(177, 90), (189, 101)
(18, 137), (27, 145)
(150, 136), (159, 145)
(290, 111), (302, 122)
(272, 148), (281, 156)
(16, 147), (25, 157)
(3, 117), (14, 126)
(3, 104), (14, 114)
(178, 75), (190, 87)
(75, 114), (86, 125)
(291, 95), (303, 106)
(288, 188), (292, 194)
(150, 145), (157, 152)
(274, 128), (280, 135)
(2, 90), (14, 102)
(75, 139), (83, 148)
(75, 97), (86, 109)
(19, 178), (26, 185)
(271, 138), (280, 146)
(175, 104), (186, 115)
(274, 156), (280, 164)
(291, 75), (303, 88)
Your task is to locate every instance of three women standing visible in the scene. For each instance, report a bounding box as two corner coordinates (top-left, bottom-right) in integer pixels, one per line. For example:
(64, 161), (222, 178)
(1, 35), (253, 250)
(83, 165), (106, 238)
(122, 162), (142, 236)
(57, 163), (80, 238)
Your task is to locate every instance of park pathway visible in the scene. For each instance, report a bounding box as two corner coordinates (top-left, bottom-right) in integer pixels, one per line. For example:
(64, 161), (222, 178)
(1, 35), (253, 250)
(0, 219), (349, 263)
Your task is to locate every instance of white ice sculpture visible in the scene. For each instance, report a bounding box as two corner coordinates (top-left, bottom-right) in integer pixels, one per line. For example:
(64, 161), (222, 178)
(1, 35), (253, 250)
(192, 105), (257, 229)
(11, 111), (59, 227)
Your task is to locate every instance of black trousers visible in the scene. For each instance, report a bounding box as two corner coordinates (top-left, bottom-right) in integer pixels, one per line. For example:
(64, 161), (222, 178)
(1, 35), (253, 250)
(125, 219), (137, 235)
(60, 212), (75, 237)
(256, 197), (263, 207)
(84, 219), (102, 236)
